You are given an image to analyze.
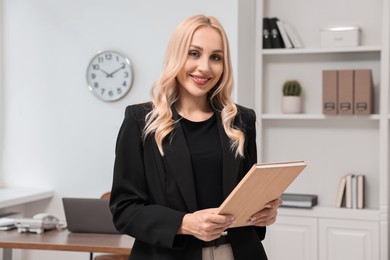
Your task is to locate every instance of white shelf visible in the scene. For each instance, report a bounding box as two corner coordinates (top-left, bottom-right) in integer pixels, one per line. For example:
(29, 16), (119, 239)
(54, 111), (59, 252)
(0, 187), (54, 208)
(279, 206), (381, 221)
(262, 46), (382, 55)
(261, 114), (381, 120)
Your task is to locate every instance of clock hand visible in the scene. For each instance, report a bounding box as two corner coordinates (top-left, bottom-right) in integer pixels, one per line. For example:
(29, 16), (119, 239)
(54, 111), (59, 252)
(108, 64), (125, 77)
(98, 69), (113, 78)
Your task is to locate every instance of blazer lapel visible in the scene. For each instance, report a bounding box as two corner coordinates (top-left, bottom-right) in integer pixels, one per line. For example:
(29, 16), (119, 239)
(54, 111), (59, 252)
(163, 109), (198, 213)
(215, 110), (241, 199)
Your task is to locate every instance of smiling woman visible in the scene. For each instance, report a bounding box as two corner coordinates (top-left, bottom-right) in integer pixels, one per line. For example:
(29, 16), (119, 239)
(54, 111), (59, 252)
(109, 14), (281, 260)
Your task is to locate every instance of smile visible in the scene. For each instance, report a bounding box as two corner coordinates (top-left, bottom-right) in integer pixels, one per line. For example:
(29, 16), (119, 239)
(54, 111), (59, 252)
(190, 75), (211, 84)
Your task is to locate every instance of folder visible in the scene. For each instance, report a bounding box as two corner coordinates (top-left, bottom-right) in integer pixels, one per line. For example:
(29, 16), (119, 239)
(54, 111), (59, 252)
(354, 69), (373, 115)
(268, 17), (285, 48)
(216, 160), (306, 227)
(322, 70), (338, 115)
(262, 18), (273, 49)
(338, 70), (354, 115)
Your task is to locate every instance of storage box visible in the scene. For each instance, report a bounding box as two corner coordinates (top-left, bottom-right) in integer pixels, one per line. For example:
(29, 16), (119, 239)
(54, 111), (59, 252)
(320, 26), (360, 48)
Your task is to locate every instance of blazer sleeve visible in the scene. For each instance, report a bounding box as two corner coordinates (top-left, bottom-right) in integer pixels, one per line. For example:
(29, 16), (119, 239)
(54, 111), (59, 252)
(110, 106), (186, 249)
(239, 107), (267, 241)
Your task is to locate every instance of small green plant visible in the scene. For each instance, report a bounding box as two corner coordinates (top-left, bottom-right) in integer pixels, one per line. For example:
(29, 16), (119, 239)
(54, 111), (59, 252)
(282, 80), (302, 96)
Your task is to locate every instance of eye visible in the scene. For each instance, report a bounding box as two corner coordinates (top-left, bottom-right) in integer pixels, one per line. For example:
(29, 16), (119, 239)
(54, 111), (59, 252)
(210, 54), (223, 62)
(188, 50), (200, 58)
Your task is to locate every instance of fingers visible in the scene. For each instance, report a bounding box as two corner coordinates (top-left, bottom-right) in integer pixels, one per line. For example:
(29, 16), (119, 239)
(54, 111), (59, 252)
(180, 208), (234, 241)
(247, 198), (282, 226)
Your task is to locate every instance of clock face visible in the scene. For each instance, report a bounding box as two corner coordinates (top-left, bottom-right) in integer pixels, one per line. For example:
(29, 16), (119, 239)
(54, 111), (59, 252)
(86, 50), (134, 102)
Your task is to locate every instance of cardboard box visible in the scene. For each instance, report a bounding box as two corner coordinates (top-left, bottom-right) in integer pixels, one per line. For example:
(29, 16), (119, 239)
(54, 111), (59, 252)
(321, 26), (360, 48)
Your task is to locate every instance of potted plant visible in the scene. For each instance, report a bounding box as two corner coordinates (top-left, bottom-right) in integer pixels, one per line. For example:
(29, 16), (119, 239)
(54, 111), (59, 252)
(281, 80), (303, 114)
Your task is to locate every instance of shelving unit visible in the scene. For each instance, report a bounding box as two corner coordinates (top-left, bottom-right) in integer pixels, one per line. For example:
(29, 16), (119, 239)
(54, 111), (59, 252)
(250, 0), (390, 259)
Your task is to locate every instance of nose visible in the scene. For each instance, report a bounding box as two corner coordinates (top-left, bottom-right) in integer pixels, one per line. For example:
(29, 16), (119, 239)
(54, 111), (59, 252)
(197, 56), (210, 72)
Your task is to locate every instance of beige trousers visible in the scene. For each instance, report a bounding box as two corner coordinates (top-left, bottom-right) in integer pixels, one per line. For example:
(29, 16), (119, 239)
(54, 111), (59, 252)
(202, 243), (234, 260)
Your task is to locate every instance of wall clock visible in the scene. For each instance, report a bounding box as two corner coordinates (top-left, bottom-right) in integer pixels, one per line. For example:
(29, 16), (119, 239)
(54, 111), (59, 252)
(86, 50), (134, 102)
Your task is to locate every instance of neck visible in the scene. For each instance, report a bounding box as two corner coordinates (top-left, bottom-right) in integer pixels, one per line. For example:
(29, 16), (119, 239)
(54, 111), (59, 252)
(175, 98), (213, 122)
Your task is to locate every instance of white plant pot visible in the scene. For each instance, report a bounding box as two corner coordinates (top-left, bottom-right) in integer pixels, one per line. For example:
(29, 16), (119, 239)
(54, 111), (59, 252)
(281, 96), (302, 114)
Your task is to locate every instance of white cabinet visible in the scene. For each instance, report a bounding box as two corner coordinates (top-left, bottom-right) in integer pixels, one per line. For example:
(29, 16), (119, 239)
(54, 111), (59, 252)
(319, 218), (379, 260)
(263, 216), (317, 260)
(263, 211), (380, 260)
(242, 0), (390, 258)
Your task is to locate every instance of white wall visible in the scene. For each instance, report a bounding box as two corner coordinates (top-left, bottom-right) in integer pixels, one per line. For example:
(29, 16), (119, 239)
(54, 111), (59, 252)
(0, 1), (245, 259)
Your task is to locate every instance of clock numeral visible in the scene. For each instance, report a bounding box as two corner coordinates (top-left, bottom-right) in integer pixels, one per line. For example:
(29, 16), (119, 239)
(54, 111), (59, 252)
(98, 57), (104, 63)
(94, 82), (99, 88)
(108, 90), (114, 97)
(105, 54), (112, 60)
(91, 73), (96, 79)
(92, 64), (99, 70)
(122, 81), (127, 87)
(117, 88), (122, 95)
(116, 56), (120, 62)
(124, 72), (129, 78)
(100, 88), (105, 95)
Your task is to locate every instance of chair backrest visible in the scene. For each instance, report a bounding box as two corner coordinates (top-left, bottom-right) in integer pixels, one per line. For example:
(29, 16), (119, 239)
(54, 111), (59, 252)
(101, 192), (111, 200)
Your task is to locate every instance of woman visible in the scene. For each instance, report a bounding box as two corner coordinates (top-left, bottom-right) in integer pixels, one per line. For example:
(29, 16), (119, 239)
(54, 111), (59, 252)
(110, 14), (282, 260)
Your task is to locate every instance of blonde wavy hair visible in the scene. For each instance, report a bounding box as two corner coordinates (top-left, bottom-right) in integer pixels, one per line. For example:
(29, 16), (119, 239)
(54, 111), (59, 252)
(143, 14), (244, 158)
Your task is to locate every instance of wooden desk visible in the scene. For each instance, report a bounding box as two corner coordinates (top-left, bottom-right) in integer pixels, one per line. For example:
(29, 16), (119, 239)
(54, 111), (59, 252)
(0, 229), (134, 260)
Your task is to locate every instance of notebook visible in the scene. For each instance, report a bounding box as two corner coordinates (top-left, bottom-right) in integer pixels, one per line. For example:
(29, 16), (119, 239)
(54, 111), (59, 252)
(62, 197), (119, 234)
(216, 160), (306, 227)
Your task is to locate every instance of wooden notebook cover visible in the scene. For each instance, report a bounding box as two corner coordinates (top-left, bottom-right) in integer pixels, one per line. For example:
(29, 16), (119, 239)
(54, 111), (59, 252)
(217, 160), (306, 227)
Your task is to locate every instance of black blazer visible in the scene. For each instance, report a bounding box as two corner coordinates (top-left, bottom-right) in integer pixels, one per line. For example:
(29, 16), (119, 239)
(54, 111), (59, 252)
(110, 102), (267, 260)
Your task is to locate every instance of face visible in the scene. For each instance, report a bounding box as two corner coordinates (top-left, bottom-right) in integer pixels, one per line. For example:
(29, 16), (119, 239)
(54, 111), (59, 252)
(176, 26), (224, 100)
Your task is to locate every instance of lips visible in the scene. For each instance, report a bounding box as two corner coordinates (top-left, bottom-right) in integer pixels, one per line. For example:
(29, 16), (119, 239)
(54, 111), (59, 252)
(190, 74), (211, 85)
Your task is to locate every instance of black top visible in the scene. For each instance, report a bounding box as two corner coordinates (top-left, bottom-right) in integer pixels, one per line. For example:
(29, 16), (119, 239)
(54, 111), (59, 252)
(179, 113), (223, 209)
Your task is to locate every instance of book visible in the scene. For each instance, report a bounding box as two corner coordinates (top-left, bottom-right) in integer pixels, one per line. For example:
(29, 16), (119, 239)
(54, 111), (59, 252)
(335, 175), (346, 208)
(282, 22), (303, 48)
(345, 173), (355, 208)
(357, 175), (365, 209)
(268, 17), (285, 48)
(280, 193), (317, 208)
(322, 70), (339, 115)
(276, 20), (293, 48)
(354, 69), (373, 115)
(262, 17), (273, 49)
(216, 160), (306, 227)
(352, 175), (358, 209)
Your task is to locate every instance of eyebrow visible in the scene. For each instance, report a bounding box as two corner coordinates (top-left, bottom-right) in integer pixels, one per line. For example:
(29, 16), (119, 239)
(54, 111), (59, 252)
(190, 44), (223, 54)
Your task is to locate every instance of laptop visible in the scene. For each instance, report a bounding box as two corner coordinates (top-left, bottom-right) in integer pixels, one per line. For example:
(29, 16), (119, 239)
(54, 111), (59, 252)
(62, 197), (119, 234)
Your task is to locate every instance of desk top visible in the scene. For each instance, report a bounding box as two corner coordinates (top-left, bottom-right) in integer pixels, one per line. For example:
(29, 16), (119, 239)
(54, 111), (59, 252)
(0, 229), (133, 254)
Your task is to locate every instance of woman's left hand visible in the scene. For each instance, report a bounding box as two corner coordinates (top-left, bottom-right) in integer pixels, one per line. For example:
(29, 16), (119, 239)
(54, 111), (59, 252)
(247, 198), (283, 226)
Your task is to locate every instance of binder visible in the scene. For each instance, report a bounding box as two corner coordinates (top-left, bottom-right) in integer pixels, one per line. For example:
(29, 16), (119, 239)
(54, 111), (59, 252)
(280, 193), (317, 208)
(322, 70), (338, 115)
(217, 160), (306, 227)
(268, 17), (285, 48)
(338, 70), (354, 115)
(262, 17), (273, 49)
(354, 69), (373, 115)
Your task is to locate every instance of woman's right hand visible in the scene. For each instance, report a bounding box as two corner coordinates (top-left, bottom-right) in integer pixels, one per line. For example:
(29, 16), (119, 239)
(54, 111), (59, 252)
(177, 208), (234, 241)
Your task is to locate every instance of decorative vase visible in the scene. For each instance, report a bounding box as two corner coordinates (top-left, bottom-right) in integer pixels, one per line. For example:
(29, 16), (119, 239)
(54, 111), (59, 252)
(281, 96), (302, 114)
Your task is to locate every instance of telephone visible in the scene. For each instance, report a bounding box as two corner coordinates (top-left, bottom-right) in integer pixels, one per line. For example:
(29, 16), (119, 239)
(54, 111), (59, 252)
(15, 213), (60, 234)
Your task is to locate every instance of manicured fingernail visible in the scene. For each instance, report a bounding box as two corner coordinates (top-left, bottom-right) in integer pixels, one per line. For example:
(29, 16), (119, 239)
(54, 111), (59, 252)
(265, 204), (272, 208)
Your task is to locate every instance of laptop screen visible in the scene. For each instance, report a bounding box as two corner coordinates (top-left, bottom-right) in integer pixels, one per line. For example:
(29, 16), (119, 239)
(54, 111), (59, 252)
(62, 197), (119, 234)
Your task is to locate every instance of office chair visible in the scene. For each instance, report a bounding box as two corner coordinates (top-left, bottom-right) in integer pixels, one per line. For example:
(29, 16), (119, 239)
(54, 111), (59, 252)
(93, 192), (129, 260)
